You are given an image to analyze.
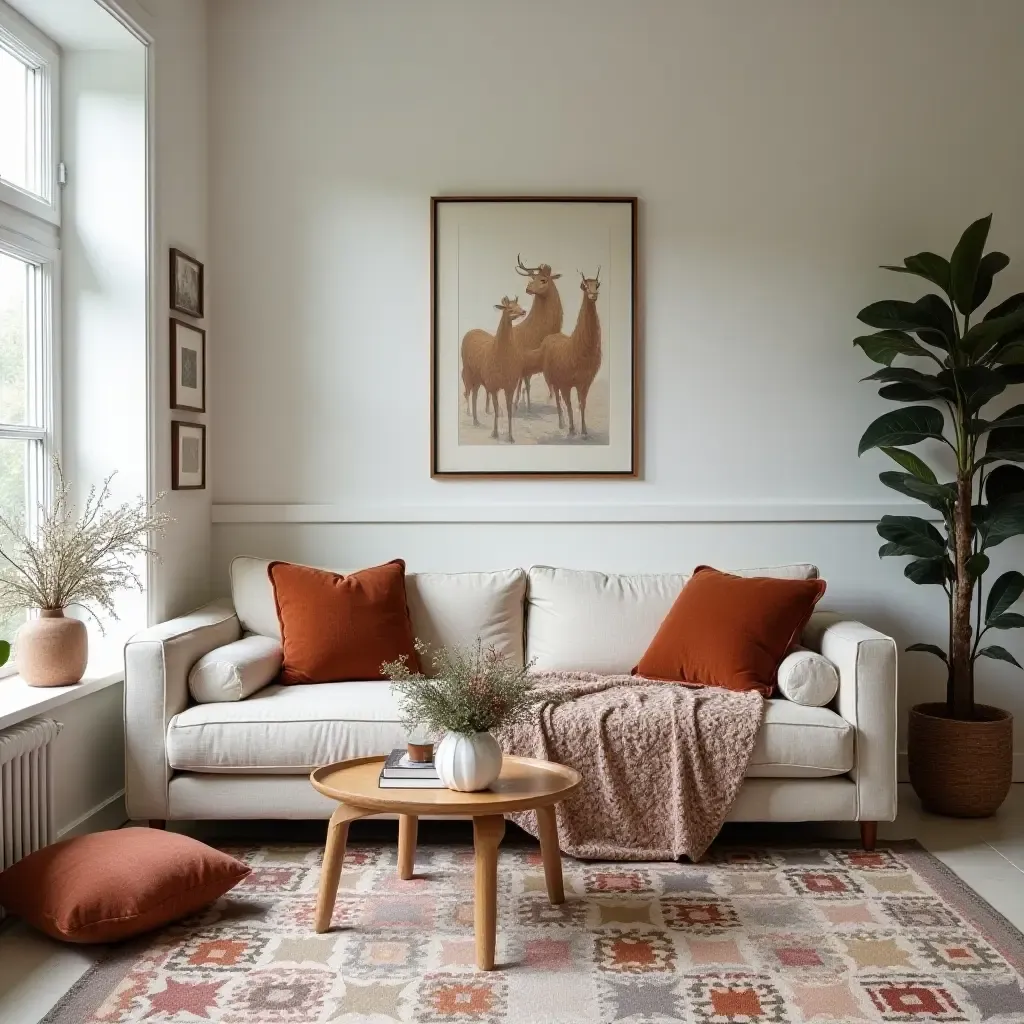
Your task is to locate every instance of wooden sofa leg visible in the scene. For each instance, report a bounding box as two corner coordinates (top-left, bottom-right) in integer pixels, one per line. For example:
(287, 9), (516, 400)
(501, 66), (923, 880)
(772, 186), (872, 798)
(149, 820), (167, 830)
(860, 821), (877, 851)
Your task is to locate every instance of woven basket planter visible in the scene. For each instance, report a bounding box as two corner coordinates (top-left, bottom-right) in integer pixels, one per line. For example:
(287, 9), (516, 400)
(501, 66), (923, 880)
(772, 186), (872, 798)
(908, 702), (1013, 817)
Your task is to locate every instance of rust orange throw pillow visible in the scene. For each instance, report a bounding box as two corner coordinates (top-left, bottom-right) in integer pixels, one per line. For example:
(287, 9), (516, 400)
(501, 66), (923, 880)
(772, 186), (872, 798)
(634, 565), (826, 695)
(0, 828), (249, 943)
(269, 559), (420, 683)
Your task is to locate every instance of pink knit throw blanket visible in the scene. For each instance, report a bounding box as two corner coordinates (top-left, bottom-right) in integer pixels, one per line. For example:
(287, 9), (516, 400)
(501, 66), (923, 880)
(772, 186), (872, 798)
(497, 672), (764, 862)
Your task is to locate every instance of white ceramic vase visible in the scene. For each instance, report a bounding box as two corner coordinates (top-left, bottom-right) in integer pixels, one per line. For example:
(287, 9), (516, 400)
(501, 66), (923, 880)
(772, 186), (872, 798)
(434, 731), (503, 792)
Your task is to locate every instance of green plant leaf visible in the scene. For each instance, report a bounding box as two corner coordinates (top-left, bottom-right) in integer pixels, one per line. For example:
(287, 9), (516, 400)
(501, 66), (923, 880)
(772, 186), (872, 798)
(879, 471), (954, 511)
(937, 366), (1006, 412)
(950, 214), (992, 314)
(984, 291), (1024, 322)
(984, 423), (1024, 464)
(906, 643), (948, 663)
(881, 252), (952, 294)
(996, 365), (1024, 385)
(985, 570), (1024, 623)
(976, 645), (1023, 669)
(858, 406), (946, 455)
(961, 307), (1024, 360)
(878, 542), (906, 558)
(878, 383), (941, 403)
(988, 612), (1024, 630)
(857, 296), (953, 350)
(993, 340), (1024, 365)
(881, 446), (937, 483)
(966, 552), (990, 580)
(981, 494), (1024, 548)
(0, 640), (8, 668)
(876, 515), (947, 558)
(863, 366), (946, 389)
(986, 465), (1024, 504)
(977, 405), (1024, 433)
(853, 331), (937, 366)
(905, 557), (950, 585)
(971, 251), (1010, 311)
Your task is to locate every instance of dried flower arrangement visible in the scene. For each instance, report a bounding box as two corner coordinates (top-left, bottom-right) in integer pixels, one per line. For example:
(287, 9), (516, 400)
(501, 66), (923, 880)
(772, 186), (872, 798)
(381, 639), (544, 736)
(0, 457), (171, 629)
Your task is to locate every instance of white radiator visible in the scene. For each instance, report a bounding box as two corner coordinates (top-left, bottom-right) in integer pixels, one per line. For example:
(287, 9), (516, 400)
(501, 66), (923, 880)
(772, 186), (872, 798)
(0, 717), (61, 890)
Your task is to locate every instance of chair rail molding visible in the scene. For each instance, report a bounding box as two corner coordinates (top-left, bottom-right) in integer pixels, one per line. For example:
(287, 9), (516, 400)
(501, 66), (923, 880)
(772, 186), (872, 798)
(212, 501), (940, 525)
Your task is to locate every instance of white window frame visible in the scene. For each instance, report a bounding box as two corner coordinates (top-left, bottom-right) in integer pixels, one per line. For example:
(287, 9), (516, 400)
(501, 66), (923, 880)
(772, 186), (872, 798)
(0, 2), (59, 674)
(0, 0), (60, 227)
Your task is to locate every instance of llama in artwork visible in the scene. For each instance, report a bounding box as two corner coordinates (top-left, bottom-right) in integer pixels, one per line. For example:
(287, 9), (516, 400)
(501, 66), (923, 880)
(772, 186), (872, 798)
(541, 270), (602, 438)
(511, 256), (562, 412)
(482, 256), (562, 416)
(461, 296), (526, 442)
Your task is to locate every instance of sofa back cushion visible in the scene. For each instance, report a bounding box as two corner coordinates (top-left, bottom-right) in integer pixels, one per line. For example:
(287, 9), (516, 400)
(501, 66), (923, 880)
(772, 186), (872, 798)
(526, 564), (819, 674)
(230, 557), (527, 671)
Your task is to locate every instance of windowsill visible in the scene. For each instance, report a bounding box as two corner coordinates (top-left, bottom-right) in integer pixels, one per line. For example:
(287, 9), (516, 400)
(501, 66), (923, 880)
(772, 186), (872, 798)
(0, 660), (124, 732)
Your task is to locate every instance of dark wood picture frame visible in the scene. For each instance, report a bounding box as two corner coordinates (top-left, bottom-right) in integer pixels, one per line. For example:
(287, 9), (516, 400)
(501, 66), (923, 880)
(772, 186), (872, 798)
(171, 420), (206, 490)
(169, 317), (206, 412)
(430, 195), (639, 479)
(169, 247), (204, 318)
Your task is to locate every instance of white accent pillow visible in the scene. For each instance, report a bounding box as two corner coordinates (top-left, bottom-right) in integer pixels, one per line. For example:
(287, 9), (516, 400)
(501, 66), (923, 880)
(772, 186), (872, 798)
(189, 634), (283, 703)
(776, 645), (839, 707)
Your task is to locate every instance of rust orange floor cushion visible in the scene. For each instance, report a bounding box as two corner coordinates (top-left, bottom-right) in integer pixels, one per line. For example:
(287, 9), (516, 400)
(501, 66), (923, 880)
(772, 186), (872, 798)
(0, 827), (249, 943)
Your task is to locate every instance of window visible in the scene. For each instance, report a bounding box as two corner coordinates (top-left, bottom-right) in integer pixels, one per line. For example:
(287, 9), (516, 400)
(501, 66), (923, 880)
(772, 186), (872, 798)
(0, 1), (59, 657)
(0, 2), (58, 221)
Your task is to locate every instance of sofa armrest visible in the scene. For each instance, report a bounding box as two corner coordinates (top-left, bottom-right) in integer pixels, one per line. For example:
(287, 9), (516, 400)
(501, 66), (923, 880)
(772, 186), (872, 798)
(802, 611), (898, 822)
(124, 600), (241, 819)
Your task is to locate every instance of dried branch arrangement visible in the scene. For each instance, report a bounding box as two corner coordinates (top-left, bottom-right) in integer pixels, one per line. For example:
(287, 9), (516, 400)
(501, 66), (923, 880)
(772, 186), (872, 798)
(0, 457), (172, 629)
(382, 639), (545, 735)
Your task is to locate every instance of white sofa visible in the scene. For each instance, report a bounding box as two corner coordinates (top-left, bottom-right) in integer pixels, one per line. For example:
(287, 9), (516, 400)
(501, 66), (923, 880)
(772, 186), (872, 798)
(124, 560), (897, 847)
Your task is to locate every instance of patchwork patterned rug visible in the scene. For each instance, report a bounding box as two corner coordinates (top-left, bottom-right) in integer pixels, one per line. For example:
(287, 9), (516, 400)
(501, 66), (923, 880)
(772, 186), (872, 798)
(42, 841), (1024, 1023)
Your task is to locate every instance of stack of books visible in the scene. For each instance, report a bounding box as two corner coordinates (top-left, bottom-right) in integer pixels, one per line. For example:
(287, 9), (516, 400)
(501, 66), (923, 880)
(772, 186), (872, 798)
(378, 749), (445, 789)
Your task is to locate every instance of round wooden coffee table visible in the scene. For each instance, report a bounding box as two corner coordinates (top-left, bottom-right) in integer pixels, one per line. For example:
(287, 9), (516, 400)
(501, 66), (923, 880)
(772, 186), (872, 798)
(310, 754), (581, 970)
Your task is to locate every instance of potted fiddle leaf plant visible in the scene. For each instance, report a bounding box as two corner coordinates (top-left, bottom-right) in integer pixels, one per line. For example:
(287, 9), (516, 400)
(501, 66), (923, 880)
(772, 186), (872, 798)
(855, 214), (1024, 816)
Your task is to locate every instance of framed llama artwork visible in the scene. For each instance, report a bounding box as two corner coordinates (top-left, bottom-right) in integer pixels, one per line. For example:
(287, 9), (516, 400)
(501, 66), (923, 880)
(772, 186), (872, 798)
(431, 196), (638, 477)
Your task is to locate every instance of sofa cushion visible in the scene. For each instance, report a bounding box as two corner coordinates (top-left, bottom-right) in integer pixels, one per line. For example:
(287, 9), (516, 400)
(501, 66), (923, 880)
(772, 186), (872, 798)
(747, 699), (853, 777)
(166, 680), (851, 778)
(526, 564), (819, 674)
(168, 682), (408, 773)
(230, 557), (526, 669)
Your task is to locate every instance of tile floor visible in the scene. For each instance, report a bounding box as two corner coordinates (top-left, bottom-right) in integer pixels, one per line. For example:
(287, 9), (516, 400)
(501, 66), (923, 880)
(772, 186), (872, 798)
(0, 784), (1022, 1024)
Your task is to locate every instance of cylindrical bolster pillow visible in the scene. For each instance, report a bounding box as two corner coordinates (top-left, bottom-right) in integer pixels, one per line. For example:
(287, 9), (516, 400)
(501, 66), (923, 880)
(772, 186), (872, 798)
(189, 634), (283, 703)
(776, 645), (839, 707)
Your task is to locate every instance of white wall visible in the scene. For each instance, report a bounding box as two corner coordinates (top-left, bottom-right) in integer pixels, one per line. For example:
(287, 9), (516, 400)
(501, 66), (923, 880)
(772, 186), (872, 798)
(208, 0), (1024, 769)
(143, 0), (211, 622)
(62, 47), (148, 653)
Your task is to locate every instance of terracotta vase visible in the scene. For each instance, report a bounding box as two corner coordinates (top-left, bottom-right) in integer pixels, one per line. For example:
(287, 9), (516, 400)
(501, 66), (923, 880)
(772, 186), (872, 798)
(16, 609), (88, 687)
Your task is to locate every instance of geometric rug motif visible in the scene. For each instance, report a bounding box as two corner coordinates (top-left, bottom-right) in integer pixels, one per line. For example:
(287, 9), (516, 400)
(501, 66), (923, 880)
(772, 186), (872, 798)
(38, 841), (1024, 1023)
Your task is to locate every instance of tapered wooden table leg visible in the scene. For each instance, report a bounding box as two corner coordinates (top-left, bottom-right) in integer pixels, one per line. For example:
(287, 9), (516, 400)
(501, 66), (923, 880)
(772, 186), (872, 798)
(536, 804), (565, 905)
(398, 814), (418, 880)
(315, 803), (368, 933)
(473, 814), (505, 971)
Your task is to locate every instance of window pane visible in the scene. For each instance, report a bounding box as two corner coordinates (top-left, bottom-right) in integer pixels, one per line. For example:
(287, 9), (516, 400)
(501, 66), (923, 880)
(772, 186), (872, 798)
(0, 252), (28, 425)
(0, 47), (30, 193)
(0, 437), (28, 645)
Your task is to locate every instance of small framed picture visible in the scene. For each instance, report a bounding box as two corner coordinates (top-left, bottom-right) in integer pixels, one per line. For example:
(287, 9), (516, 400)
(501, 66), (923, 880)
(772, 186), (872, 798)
(170, 318), (206, 411)
(170, 247), (204, 318)
(171, 421), (206, 490)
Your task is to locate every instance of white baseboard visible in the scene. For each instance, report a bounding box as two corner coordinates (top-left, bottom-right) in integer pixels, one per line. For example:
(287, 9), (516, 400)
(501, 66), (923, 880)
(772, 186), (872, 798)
(57, 789), (127, 840)
(898, 752), (1024, 785)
